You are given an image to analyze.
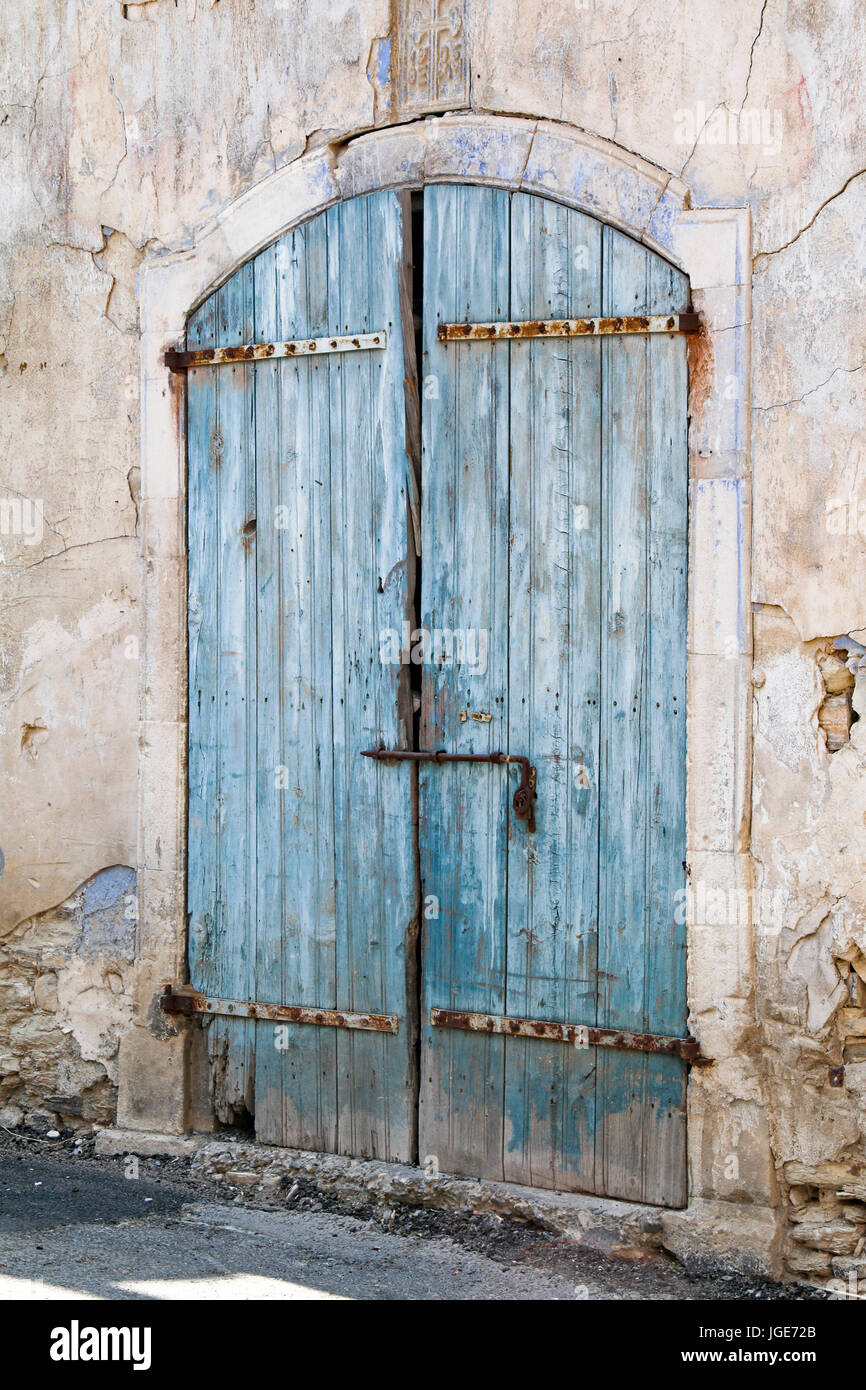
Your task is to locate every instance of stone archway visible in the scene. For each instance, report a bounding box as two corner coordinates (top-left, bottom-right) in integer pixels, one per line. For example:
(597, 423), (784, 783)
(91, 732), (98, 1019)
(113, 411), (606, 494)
(122, 112), (762, 1263)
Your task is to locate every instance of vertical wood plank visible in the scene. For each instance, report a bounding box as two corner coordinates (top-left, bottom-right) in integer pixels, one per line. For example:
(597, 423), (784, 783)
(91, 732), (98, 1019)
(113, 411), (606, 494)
(504, 194), (601, 1191)
(187, 293), (220, 1102)
(595, 226), (689, 1207)
(253, 217), (340, 1150)
(328, 192), (417, 1162)
(419, 185), (511, 1180)
(217, 260), (258, 1123)
(188, 261), (258, 1123)
(641, 254), (690, 1204)
(595, 226), (650, 1201)
(248, 236), (284, 1143)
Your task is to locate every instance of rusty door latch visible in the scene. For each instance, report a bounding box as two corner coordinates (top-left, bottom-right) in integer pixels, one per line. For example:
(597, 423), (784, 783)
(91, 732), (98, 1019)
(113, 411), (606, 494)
(361, 747), (537, 831)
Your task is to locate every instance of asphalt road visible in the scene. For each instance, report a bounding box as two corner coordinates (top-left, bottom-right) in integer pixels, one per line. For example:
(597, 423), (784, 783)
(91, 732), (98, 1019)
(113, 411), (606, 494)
(0, 1144), (585, 1299)
(0, 1133), (819, 1301)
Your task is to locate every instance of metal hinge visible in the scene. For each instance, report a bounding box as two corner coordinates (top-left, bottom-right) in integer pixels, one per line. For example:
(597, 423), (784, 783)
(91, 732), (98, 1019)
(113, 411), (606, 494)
(160, 985), (398, 1034)
(165, 330), (387, 372)
(430, 1007), (709, 1065)
(437, 313), (700, 342)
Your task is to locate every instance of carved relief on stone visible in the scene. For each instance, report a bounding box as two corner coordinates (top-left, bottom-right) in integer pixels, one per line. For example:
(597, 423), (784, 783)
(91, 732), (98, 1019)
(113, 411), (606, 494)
(397, 0), (469, 114)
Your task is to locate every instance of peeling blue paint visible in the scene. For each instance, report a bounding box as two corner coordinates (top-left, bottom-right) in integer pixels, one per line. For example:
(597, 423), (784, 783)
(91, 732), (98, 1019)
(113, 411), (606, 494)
(835, 634), (866, 677)
(78, 866), (137, 960)
(376, 35), (391, 89)
(81, 864), (134, 916)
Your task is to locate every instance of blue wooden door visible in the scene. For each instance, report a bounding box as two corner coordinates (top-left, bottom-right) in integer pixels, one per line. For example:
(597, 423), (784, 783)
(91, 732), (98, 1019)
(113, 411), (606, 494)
(186, 185), (688, 1205)
(187, 191), (418, 1160)
(418, 186), (689, 1206)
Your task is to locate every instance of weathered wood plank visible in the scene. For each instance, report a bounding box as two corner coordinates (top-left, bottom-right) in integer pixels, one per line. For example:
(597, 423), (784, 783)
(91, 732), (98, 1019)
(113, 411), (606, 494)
(641, 253), (690, 1205)
(594, 227), (690, 1207)
(328, 192), (417, 1162)
(248, 234), (287, 1146)
(503, 193), (601, 1191)
(253, 216), (341, 1150)
(186, 294), (220, 1103)
(419, 185), (511, 1180)
(595, 226), (651, 1202)
(188, 260), (258, 1123)
(221, 260), (258, 1124)
(247, 240), (280, 1144)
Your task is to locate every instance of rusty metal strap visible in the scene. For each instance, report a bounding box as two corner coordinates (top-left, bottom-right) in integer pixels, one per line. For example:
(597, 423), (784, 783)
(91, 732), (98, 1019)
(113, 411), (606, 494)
(437, 313), (700, 343)
(361, 746), (537, 830)
(161, 985), (398, 1034)
(165, 330), (387, 371)
(430, 1008), (708, 1065)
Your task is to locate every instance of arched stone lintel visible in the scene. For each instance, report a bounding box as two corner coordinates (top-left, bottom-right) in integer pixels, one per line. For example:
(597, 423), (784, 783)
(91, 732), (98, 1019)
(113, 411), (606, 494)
(142, 116), (695, 336)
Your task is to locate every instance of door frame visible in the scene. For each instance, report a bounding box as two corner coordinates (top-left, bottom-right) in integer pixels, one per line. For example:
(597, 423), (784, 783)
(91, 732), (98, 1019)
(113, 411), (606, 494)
(127, 114), (758, 1223)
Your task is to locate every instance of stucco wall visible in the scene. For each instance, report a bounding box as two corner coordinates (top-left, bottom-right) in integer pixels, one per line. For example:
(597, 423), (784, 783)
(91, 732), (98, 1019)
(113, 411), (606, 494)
(2, 0), (865, 1286)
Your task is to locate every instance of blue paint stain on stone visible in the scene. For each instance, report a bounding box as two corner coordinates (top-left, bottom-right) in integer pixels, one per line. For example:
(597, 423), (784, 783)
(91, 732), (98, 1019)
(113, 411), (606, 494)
(376, 35), (391, 88)
(82, 864), (134, 915)
(78, 866), (137, 960)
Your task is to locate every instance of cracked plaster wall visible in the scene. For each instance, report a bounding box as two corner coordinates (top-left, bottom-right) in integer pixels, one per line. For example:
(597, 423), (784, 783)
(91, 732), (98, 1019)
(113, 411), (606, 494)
(1, 0), (865, 1282)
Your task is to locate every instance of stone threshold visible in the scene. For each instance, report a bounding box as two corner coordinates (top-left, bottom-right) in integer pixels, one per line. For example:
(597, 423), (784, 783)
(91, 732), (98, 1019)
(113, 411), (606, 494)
(94, 1128), (783, 1276)
(96, 1128), (664, 1256)
(95, 1127), (207, 1159)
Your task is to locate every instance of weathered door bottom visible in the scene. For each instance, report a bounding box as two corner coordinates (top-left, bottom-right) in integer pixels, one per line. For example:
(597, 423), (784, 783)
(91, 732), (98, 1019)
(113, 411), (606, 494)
(186, 1136), (669, 1255)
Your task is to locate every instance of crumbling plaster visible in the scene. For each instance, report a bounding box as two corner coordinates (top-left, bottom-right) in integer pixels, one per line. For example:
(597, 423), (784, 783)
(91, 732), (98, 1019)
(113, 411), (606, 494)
(0, 866), (136, 1128)
(2, 0), (865, 1283)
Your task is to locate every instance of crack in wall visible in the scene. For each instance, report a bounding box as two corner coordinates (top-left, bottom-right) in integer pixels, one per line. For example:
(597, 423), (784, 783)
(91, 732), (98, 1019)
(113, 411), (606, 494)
(741, 0), (769, 112)
(753, 361), (866, 414)
(754, 167), (866, 269)
(16, 534), (135, 574)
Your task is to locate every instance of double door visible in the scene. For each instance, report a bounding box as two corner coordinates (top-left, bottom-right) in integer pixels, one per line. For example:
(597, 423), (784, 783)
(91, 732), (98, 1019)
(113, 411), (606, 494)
(186, 184), (690, 1205)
